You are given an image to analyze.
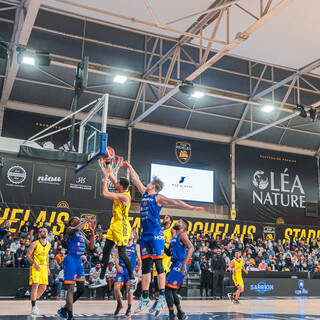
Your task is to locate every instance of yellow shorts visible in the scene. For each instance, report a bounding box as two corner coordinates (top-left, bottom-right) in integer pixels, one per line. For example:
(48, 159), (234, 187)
(29, 265), (48, 286)
(232, 276), (244, 288)
(105, 221), (131, 246)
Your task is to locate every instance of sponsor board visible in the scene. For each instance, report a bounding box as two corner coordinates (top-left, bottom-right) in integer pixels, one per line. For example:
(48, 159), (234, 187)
(250, 281), (274, 294)
(6, 166), (27, 187)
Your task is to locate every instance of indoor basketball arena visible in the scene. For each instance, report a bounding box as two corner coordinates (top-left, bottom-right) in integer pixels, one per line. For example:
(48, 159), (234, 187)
(0, 0), (320, 319)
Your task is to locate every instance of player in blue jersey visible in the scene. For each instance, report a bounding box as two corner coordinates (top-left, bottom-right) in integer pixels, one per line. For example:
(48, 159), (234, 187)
(122, 161), (204, 315)
(165, 218), (194, 320)
(114, 231), (141, 316)
(57, 216), (95, 320)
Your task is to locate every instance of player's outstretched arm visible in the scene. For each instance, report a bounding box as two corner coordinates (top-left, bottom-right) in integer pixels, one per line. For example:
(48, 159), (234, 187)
(85, 221), (96, 251)
(121, 161), (146, 195)
(180, 233), (194, 275)
(101, 166), (130, 205)
(157, 195), (205, 211)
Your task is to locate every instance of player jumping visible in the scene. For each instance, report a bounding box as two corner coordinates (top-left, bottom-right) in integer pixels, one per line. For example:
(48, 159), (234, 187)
(90, 164), (136, 291)
(123, 161), (204, 315)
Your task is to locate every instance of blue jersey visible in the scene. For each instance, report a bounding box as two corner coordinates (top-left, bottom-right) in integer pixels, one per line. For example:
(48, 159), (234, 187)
(140, 193), (163, 234)
(171, 233), (187, 263)
(119, 243), (137, 270)
(67, 231), (86, 256)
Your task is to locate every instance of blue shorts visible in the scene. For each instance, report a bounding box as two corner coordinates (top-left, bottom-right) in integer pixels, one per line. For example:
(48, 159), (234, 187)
(166, 260), (189, 289)
(140, 230), (165, 260)
(114, 269), (130, 286)
(64, 255), (85, 284)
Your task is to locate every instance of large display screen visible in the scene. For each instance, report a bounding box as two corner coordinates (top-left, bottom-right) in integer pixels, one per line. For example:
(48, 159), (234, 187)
(150, 163), (214, 203)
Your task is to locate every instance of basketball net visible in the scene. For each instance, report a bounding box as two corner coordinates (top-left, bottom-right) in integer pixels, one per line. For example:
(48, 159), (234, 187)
(98, 155), (123, 192)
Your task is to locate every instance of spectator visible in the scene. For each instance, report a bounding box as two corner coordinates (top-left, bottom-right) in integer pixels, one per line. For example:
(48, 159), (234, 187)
(89, 263), (102, 299)
(49, 254), (61, 272)
(15, 243), (28, 268)
(55, 248), (66, 265)
(19, 222), (29, 239)
(10, 238), (20, 254)
(96, 224), (104, 235)
(105, 262), (116, 300)
(55, 268), (64, 300)
(3, 248), (15, 267)
(258, 259), (268, 271)
(200, 256), (210, 297)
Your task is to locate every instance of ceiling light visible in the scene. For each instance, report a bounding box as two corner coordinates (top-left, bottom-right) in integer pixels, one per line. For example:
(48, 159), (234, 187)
(22, 56), (35, 65)
(261, 105), (274, 113)
(192, 91), (204, 99)
(113, 75), (127, 84)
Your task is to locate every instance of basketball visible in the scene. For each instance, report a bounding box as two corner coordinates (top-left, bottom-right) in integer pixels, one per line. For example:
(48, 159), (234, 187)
(104, 146), (115, 162)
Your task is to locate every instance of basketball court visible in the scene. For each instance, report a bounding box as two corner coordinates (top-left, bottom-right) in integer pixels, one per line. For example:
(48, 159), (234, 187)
(1, 299), (320, 319)
(1, 0), (320, 319)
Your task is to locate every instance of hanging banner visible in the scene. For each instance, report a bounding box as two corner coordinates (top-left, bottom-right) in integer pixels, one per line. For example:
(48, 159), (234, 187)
(236, 146), (319, 224)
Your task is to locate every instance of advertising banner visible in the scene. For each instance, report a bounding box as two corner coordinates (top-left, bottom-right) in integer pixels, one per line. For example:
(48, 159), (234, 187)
(236, 146), (319, 224)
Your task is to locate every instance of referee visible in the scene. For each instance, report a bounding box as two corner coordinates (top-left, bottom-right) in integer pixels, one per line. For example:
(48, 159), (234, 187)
(212, 249), (226, 299)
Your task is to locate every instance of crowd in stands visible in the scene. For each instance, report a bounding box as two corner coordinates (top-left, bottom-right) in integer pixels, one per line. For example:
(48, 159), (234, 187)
(1, 220), (320, 298)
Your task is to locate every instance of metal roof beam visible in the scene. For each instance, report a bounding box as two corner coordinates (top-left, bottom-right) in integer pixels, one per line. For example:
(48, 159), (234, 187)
(0, 0), (41, 134)
(252, 58), (320, 100)
(5, 100), (316, 156)
(130, 0), (293, 127)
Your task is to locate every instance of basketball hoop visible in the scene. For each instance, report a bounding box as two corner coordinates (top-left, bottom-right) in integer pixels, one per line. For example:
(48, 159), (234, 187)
(98, 147), (123, 191)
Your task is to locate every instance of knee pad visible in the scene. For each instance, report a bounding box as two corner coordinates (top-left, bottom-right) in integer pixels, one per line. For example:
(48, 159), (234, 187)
(76, 281), (85, 295)
(165, 287), (174, 307)
(154, 258), (164, 275)
(142, 258), (152, 274)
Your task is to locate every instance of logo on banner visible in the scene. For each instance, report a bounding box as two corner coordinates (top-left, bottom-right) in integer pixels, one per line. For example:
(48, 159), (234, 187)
(175, 142), (191, 164)
(70, 176), (92, 191)
(57, 201), (69, 208)
(252, 168), (305, 209)
(295, 280), (308, 295)
(37, 174), (62, 185)
(263, 226), (276, 240)
(250, 281), (274, 294)
(6, 166), (27, 187)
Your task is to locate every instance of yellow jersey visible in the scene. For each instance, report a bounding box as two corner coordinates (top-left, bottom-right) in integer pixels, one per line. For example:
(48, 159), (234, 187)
(111, 190), (131, 223)
(232, 258), (243, 279)
(32, 240), (51, 265)
(153, 225), (173, 276)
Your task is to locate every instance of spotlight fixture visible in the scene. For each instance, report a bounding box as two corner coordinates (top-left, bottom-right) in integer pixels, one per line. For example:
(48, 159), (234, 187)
(179, 80), (194, 95)
(192, 91), (204, 99)
(113, 75), (127, 84)
(261, 105), (274, 113)
(22, 56), (35, 65)
(17, 47), (51, 66)
(294, 104), (307, 118)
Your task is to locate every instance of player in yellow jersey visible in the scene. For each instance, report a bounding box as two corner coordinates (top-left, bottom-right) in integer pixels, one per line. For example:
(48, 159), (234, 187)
(150, 215), (176, 314)
(26, 228), (51, 316)
(228, 249), (248, 303)
(90, 164), (136, 291)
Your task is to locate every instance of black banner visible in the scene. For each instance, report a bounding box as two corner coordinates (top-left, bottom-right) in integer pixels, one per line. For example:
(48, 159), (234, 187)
(236, 146), (319, 224)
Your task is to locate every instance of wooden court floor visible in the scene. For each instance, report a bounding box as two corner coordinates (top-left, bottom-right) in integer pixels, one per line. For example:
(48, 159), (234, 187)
(0, 299), (320, 319)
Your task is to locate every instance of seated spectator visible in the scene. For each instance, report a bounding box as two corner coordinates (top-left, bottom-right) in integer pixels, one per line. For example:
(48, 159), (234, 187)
(19, 223), (29, 239)
(258, 259), (268, 271)
(247, 262), (259, 271)
(49, 254), (61, 272)
(55, 268), (64, 300)
(3, 248), (15, 267)
(105, 262), (116, 300)
(96, 224), (104, 235)
(55, 248), (66, 265)
(89, 263), (102, 299)
(15, 243), (28, 268)
(10, 238), (21, 254)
